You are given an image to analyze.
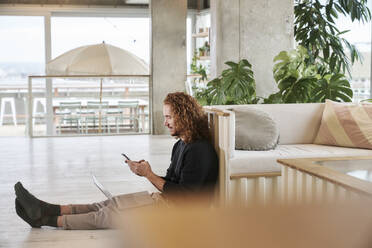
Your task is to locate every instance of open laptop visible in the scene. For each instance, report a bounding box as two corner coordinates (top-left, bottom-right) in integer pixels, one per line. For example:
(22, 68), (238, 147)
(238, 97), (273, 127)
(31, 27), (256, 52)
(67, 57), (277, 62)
(92, 173), (114, 202)
(91, 173), (155, 210)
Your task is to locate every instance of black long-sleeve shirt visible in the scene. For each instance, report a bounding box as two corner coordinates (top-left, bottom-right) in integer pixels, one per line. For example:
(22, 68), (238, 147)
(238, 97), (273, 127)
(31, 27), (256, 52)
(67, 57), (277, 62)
(162, 139), (218, 197)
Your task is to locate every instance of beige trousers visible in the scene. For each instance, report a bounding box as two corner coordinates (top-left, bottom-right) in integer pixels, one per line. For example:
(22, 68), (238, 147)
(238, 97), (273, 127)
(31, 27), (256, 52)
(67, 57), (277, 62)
(62, 193), (163, 230)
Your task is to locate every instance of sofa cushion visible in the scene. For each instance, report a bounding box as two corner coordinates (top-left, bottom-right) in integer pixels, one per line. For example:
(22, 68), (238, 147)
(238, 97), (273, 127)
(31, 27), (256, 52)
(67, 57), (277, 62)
(213, 103), (324, 144)
(229, 144), (372, 175)
(232, 108), (279, 151)
(314, 100), (372, 149)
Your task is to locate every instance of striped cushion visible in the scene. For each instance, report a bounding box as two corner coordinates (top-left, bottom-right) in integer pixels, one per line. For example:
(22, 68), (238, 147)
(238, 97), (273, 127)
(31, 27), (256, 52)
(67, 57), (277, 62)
(314, 100), (372, 149)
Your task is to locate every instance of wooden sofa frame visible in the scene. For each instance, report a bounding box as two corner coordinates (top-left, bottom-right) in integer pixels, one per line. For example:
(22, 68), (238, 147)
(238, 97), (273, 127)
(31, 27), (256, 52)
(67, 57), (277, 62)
(205, 107), (281, 206)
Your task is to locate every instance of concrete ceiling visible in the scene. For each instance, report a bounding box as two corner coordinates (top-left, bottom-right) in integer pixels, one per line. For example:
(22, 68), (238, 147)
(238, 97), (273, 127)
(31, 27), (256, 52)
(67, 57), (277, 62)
(0, 0), (209, 9)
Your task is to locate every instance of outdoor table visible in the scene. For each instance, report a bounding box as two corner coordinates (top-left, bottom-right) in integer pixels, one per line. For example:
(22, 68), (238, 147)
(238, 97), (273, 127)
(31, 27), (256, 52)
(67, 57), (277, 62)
(52, 98), (148, 133)
(27, 97), (148, 135)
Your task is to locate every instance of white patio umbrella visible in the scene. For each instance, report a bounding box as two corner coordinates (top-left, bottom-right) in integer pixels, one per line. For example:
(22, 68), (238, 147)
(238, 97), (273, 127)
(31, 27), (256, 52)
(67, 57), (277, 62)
(47, 42), (149, 101)
(46, 42), (149, 132)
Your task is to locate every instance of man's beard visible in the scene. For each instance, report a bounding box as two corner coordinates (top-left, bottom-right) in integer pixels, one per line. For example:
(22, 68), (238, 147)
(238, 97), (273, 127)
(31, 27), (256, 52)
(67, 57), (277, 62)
(170, 126), (181, 137)
(171, 131), (180, 137)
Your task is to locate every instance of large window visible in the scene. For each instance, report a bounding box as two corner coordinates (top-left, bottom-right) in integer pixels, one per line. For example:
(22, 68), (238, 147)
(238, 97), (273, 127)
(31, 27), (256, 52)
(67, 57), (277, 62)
(335, 3), (372, 101)
(0, 13), (151, 136)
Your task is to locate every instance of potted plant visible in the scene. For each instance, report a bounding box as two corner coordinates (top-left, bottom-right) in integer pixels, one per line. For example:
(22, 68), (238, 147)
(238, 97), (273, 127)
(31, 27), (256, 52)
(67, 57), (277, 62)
(204, 41), (210, 56)
(199, 46), (206, 57)
(190, 51), (208, 83)
(264, 46), (353, 103)
(194, 59), (258, 105)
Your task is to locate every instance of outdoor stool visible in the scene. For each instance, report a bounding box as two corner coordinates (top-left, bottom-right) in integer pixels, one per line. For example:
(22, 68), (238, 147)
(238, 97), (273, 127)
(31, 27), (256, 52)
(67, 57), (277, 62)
(0, 97), (17, 126)
(32, 98), (46, 126)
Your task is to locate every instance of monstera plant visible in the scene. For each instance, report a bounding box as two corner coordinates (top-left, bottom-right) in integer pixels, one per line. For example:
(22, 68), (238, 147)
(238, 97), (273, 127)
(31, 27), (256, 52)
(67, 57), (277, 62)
(312, 74), (354, 102)
(194, 59), (259, 105)
(264, 46), (353, 103)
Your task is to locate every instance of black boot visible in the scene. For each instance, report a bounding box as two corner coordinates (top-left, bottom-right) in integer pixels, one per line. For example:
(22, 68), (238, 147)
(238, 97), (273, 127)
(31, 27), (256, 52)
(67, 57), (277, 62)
(15, 198), (58, 228)
(14, 182), (60, 220)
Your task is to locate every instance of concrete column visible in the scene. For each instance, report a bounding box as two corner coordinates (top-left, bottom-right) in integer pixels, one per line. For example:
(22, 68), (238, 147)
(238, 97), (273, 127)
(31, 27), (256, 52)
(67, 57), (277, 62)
(210, 0), (240, 78)
(151, 0), (187, 134)
(211, 0), (294, 97)
(44, 14), (54, 135)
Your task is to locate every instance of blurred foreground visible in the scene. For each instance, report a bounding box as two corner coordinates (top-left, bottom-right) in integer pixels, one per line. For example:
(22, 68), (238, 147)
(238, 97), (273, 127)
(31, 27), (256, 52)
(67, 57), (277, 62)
(108, 198), (372, 248)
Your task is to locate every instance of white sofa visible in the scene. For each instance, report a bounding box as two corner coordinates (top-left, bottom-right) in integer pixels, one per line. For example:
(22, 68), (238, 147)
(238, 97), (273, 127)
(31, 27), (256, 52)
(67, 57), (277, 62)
(206, 103), (372, 205)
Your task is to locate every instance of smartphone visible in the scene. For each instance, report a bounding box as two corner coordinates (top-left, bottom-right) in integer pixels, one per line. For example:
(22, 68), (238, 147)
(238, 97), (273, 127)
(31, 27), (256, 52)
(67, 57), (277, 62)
(121, 153), (131, 161)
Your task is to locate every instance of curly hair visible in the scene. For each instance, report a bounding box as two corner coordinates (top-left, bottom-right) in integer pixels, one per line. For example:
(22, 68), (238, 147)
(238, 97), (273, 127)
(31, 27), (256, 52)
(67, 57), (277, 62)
(164, 92), (210, 144)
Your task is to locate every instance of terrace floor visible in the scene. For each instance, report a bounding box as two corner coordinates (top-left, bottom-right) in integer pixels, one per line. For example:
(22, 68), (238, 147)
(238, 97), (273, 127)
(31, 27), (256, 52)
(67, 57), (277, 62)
(0, 124), (149, 137)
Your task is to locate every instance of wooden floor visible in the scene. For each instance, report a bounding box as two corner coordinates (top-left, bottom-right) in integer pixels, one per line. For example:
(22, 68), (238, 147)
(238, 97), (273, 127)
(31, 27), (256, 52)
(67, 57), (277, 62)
(0, 135), (175, 248)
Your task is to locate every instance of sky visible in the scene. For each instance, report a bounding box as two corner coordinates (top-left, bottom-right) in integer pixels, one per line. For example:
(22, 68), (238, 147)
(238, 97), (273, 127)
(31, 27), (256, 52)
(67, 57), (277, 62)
(51, 17), (150, 62)
(0, 16), (45, 63)
(0, 16), (150, 63)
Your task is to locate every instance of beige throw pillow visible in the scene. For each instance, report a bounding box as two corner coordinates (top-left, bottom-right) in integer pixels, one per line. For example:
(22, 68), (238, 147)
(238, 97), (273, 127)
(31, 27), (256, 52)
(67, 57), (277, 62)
(232, 108), (279, 151)
(314, 100), (372, 149)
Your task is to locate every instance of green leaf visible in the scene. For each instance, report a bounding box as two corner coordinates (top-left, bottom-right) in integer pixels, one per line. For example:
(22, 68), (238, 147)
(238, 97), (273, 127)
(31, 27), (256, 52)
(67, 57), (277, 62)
(273, 51), (290, 62)
(225, 61), (238, 68)
(263, 92), (283, 104)
(240, 59), (252, 68)
(323, 45), (330, 60)
(308, 73), (353, 102)
(197, 58), (257, 105)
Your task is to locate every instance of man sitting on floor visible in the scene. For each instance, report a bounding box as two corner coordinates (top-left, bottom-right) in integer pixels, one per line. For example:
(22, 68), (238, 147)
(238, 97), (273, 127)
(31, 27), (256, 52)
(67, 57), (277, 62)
(14, 92), (218, 230)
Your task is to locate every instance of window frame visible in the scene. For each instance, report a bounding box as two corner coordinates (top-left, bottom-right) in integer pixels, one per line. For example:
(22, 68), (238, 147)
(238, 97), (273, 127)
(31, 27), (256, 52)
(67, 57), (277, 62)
(0, 5), (151, 136)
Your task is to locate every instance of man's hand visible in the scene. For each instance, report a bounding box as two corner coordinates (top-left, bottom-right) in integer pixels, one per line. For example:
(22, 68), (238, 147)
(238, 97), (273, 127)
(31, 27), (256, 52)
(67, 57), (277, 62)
(125, 160), (165, 192)
(126, 160), (153, 178)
